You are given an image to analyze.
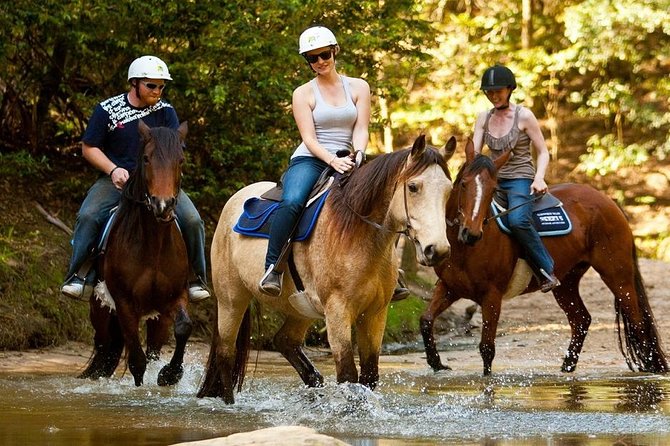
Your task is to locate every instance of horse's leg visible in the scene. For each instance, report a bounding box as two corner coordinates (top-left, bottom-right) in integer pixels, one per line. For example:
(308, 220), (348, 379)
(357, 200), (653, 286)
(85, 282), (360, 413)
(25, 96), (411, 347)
(197, 297), (252, 404)
(356, 307), (389, 390)
(551, 266), (591, 372)
(479, 292), (503, 376)
(145, 316), (171, 361)
(273, 315), (324, 387)
(323, 302), (358, 385)
(114, 301), (146, 386)
(79, 304), (124, 379)
(420, 280), (458, 371)
(158, 305), (193, 386)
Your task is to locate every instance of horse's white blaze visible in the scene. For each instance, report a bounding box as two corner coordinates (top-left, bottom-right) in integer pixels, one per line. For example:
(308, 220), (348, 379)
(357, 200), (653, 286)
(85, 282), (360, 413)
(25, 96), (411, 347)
(390, 164), (452, 265)
(471, 174), (484, 219)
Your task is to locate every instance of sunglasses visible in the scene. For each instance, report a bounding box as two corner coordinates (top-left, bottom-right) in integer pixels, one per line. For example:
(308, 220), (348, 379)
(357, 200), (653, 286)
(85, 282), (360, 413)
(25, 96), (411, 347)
(141, 81), (166, 91)
(304, 49), (333, 64)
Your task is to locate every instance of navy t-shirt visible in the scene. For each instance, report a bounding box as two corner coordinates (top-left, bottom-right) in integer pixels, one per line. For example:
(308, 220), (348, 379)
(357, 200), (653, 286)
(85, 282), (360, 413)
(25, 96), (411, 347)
(81, 93), (179, 171)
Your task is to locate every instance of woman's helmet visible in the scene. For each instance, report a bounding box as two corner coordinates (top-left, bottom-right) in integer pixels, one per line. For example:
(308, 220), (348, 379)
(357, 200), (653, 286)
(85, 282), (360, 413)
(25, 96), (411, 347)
(298, 26), (337, 54)
(127, 56), (172, 81)
(480, 65), (516, 91)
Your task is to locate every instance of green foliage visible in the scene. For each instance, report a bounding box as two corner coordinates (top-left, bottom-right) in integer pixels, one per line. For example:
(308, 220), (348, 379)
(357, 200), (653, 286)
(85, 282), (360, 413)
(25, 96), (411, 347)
(383, 296), (426, 344)
(0, 225), (91, 349)
(0, 152), (50, 178)
(578, 134), (650, 176)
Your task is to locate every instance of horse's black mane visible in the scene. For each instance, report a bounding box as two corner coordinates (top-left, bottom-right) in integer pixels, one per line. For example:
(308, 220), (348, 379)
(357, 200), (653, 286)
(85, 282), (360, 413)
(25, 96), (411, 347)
(455, 153), (496, 185)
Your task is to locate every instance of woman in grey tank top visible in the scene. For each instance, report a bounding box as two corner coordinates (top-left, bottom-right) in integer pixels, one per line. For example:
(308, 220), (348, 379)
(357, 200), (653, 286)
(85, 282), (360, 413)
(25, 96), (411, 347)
(259, 26), (371, 296)
(471, 65), (560, 293)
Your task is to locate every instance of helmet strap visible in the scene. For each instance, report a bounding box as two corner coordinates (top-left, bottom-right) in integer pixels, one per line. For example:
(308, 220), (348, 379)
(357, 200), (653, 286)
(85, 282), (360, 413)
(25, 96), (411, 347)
(495, 91), (513, 110)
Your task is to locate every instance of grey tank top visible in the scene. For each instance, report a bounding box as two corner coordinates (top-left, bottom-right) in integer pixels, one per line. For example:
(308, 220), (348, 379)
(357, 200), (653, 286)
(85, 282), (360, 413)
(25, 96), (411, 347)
(484, 106), (535, 180)
(291, 75), (358, 159)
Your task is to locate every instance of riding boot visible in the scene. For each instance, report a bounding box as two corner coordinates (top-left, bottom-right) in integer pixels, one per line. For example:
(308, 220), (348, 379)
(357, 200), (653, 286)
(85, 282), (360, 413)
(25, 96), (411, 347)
(391, 269), (410, 302)
(259, 264), (283, 297)
(539, 268), (560, 293)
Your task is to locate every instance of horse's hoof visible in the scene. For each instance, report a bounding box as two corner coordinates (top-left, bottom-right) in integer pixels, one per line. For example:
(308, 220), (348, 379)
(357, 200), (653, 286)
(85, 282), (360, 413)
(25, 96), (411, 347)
(158, 365), (184, 386)
(561, 362), (577, 373)
(429, 360), (452, 372)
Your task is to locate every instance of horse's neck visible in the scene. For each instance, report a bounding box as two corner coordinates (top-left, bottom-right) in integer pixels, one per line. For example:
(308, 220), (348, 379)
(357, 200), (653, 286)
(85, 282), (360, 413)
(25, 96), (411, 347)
(114, 202), (174, 246)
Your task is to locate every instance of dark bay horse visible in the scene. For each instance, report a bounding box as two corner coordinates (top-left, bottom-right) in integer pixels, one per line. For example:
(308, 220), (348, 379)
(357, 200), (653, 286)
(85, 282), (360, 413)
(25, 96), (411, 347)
(421, 139), (668, 375)
(79, 121), (193, 386)
(198, 136), (455, 403)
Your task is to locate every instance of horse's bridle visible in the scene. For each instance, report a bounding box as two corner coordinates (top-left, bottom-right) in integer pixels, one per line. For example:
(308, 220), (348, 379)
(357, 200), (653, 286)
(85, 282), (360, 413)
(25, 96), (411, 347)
(345, 180), (413, 238)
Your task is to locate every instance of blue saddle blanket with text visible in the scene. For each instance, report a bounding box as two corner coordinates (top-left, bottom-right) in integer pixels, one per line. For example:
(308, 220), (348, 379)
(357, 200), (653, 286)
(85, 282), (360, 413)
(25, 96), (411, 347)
(491, 198), (572, 237)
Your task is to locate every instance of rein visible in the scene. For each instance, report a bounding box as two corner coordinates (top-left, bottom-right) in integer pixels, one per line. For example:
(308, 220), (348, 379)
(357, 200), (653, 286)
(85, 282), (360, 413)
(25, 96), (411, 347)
(483, 189), (542, 224)
(345, 182), (412, 237)
(446, 182), (542, 228)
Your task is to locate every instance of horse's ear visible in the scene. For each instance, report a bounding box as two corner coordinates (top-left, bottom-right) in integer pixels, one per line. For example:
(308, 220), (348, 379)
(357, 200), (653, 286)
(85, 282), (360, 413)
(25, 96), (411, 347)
(138, 119), (151, 142)
(443, 136), (457, 162)
(178, 121), (188, 142)
(465, 138), (475, 163)
(494, 149), (512, 170)
(411, 134), (427, 157)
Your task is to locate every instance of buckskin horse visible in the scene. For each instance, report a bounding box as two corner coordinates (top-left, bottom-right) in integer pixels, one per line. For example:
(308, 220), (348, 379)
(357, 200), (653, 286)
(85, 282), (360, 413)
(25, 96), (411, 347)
(421, 139), (668, 375)
(79, 121), (193, 386)
(197, 135), (455, 403)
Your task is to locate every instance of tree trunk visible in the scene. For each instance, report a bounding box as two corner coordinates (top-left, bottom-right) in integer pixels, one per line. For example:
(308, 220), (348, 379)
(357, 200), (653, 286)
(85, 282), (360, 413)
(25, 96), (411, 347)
(522, 0), (533, 49)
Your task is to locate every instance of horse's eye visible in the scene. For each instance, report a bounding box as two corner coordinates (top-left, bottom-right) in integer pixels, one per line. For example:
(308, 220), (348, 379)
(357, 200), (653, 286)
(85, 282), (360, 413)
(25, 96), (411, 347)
(143, 154), (149, 164)
(408, 183), (419, 193)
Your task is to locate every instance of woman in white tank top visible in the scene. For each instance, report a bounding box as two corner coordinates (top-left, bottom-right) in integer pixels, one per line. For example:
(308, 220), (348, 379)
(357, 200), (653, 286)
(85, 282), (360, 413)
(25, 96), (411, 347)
(259, 26), (371, 296)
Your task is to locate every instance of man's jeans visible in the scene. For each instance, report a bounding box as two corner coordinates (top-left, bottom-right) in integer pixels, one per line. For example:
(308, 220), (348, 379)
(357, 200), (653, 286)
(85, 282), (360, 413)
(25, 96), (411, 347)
(65, 176), (207, 284)
(265, 156), (328, 270)
(498, 178), (554, 275)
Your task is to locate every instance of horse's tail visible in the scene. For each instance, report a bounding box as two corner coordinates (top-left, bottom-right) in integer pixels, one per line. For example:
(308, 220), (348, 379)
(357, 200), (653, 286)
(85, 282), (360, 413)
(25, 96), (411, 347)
(233, 307), (251, 391)
(615, 243), (669, 373)
(196, 307), (251, 401)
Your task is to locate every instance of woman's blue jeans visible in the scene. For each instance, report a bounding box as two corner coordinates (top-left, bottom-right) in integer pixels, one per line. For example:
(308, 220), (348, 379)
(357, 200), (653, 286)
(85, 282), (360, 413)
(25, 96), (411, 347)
(265, 156), (328, 270)
(498, 178), (554, 275)
(65, 176), (207, 284)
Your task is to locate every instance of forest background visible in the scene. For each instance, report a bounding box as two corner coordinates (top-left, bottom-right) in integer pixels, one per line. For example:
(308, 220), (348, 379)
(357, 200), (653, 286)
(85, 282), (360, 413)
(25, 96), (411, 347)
(0, 0), (668, 351)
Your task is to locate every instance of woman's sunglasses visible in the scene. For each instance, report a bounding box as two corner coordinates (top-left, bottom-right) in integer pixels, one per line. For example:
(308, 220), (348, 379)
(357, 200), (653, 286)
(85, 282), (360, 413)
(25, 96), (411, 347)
(141, 81), (166, 91)
(304, 50), (333, 64)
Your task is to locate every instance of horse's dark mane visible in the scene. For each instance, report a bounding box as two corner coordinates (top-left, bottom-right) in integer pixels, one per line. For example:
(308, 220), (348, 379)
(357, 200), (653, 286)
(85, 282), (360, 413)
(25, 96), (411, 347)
(328, 145), (448, 238)
(454, 153), (496, 185)
(115, 126), (183, 245)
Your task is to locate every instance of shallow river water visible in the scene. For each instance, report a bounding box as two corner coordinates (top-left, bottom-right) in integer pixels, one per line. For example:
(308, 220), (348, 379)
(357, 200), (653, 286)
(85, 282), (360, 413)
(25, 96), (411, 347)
(1, 348), (669, 446)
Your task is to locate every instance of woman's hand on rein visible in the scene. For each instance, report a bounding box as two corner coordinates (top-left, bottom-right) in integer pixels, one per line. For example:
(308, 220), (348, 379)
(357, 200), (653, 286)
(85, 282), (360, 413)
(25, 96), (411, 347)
(330, 154), (354, 174)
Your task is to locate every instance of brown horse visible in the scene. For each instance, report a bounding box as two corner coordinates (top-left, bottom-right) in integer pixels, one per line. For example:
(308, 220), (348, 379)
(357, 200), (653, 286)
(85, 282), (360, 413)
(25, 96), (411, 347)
(421, 139), (668, 375)
(197, 136), (455, 403)
(79, 121), (193, 386)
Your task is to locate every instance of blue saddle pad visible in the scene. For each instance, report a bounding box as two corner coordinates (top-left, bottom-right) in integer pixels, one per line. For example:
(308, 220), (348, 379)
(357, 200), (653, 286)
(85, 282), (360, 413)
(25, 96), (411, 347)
(233, 191), (330, 241)
(491, 200), (572, 237)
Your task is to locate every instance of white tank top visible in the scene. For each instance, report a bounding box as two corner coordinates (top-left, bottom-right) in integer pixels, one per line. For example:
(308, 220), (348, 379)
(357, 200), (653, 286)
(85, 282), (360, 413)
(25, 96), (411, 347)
(291, 75), (358, 159)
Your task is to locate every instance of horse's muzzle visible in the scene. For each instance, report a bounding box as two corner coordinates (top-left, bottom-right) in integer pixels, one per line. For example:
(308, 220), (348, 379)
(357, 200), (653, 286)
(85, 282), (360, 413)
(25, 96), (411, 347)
(414, 240), (451, 266)
(151, 196), (178, 223)
(458, 226), (482, 246)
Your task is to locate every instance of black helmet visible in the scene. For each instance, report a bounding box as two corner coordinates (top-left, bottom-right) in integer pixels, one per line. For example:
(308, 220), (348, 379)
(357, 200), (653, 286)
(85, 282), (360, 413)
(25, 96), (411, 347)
(481, 65), (517, 91)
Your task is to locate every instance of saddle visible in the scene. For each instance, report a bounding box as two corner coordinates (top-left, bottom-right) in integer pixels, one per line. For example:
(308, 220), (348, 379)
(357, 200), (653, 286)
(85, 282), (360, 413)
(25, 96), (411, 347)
(232, 189), (330, 241)
(233, 151), (350, 240)
(491, 192), (572, 236)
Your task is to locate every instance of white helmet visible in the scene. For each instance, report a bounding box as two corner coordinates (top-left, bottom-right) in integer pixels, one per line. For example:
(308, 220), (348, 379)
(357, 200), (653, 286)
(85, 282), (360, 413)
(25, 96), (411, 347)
(298, 26), (337, 54)
(127, 55), (173, 81)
